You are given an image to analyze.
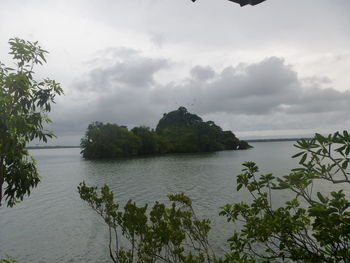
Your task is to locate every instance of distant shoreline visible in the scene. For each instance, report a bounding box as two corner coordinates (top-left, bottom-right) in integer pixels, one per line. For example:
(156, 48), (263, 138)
(246, 137), (311, 143)
(27, 138), (312, 149)
(27, 146), (80, 149)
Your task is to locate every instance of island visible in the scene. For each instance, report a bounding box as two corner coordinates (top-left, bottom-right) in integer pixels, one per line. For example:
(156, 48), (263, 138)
(81, 107), (251, 159)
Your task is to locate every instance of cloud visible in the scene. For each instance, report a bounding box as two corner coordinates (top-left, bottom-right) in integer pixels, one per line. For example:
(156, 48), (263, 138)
(150, 32), (165, 48)
(190, 65), (215, 81)
(49, 48), (350, 144)
(1, 0), (349, 145)
(86, 52), (169, 90)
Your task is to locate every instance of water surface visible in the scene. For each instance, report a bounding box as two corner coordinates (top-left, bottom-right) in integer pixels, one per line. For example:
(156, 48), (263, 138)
(0, 142), (299, 262)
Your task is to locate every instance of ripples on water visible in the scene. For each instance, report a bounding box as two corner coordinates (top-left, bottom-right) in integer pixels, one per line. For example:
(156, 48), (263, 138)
(0, 142), (300, 262)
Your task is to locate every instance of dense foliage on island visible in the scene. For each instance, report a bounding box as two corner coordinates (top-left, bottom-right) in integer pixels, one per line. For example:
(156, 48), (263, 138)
(81, 107), (251, 159)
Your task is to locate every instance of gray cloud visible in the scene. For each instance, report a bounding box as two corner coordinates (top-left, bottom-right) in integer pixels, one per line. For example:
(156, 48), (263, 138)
(49, 49), (350, 144)
(190, 65), (215, 81)
(87, 57), (168, 90)
(1, 0), (349, 145)
(150, 32), (165, 48)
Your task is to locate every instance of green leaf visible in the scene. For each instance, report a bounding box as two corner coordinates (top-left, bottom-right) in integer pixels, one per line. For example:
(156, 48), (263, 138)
(342, 161), (348, 170)
(315, 133), (325, 143)
(292, 151), (304, 158)
(317, 192), (327, 204)
(299, 153), (307, 164)
(346, 146), (350, 156)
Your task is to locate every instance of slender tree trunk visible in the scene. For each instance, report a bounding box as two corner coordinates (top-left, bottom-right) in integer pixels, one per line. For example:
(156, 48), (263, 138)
(0, 156), (4, 206)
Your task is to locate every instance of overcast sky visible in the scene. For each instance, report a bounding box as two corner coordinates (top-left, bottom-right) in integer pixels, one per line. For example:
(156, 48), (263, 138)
(1, 0), (350, 144)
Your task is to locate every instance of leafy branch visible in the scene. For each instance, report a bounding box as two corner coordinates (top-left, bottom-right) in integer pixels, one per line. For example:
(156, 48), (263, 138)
(78, 183), (216, 263)
(220, 131), (350, 263)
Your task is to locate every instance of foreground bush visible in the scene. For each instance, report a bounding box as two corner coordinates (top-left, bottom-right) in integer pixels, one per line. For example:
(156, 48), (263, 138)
(0, 256), (16, 263)
(221, 131), (350, 262)
(78, 183), (215, 263)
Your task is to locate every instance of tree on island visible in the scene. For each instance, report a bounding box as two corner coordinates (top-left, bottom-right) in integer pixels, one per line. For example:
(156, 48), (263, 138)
(80, 107), (251, 159)
(156, 106), (203, 132)
(0, 38), (63, 207)
(80, 122), (141, 159)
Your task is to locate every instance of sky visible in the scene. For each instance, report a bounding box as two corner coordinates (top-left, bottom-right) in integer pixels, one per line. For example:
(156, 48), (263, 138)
(1, 0), (350, 145)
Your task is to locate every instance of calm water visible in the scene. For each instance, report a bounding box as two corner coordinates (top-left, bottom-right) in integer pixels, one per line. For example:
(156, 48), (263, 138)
(0, 142), (300, 262)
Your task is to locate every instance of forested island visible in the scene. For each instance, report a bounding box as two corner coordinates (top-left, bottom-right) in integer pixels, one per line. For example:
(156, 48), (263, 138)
(81, 107), (251, 159)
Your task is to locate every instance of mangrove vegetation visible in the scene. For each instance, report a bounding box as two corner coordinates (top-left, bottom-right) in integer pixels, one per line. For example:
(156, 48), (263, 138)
(80, 107), (251, 159)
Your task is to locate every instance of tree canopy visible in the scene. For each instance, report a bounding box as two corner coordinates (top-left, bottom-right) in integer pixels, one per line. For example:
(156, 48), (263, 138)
(81, 107), (251, 159)
(0, 38), (63, 207)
